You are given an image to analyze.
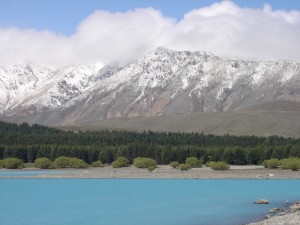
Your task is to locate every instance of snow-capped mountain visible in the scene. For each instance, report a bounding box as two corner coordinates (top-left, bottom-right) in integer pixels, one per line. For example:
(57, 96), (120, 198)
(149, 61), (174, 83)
(0, 47), (299, 125)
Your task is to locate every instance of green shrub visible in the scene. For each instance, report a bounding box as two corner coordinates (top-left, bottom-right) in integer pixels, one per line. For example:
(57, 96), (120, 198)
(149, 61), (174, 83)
(111, 161), (124, 168)
(209, 161), (230, 171)
(54, 157), (70, 168)
(205, 161), (211, 167)
(262, 160), (268, 168)
(280, 158), (289, 169)
(91, 160), (104, 167)
(169, 161), (180, 169)
(69, 158), (88, 168)
(290, 162), (300, 171)
(180, 163), (192, 171)
(111, 157), (129, 168)
(280, 158), (300, 171)
(148, 166), (155, 172)
(185, 157), (202, 168)
(133, 157), (157, 168)
(115, 157), (129, 166)
(265, 158), (279, 169)
(34, 158), (52, 169)
(0, 159), (3, 168)
(2, 158), (24, 169)
(54, 157), (88, 168)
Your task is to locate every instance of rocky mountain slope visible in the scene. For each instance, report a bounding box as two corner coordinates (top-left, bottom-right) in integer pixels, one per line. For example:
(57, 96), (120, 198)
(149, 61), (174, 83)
(0, 48), (299, 129)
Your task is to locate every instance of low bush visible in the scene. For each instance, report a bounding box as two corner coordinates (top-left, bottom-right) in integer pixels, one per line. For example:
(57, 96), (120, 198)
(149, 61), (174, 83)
(69, 158), (88, 168)
(111, 157), (129, 168)
(34, 158), (52, 169)
(148, 166), (156, 172)
(205, 161), (211, 167)
(91, 160), (104, 167)
(133, 157), (157, 168)
(290, 162), (300, 171)
(116, 157), (129, 166)
(0, 159), (3, 168)
(111, 161), (124, 168)
(54, 157), (88, 168)
(280, 158), (300, 171)
(180, 163), (192, 171)
(185, 157), (202, 168)
(169, 161), (180, 169)
(2, 158), (24, 169)
(54, 157), (70, 168)
(263, 158), (279, 169)
(262, 160), (268, 168)
(209, 161), (230, 171)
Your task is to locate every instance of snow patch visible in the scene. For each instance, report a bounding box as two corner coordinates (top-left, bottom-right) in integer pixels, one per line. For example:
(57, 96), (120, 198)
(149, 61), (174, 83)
(182, 77), (188, 89)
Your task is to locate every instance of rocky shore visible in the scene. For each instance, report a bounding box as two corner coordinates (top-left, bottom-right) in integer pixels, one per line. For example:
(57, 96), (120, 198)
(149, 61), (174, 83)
(248, 202), (300, 225)
(248, 211), (300, 225)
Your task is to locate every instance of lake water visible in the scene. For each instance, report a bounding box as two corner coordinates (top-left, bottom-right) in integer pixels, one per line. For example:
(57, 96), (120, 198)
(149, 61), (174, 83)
(1, 179), (299, 225)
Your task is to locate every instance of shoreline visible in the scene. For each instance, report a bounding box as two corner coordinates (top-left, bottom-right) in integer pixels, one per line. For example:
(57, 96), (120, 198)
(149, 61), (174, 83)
(247, 210), (300, 225)
(1, 165), (300, 179)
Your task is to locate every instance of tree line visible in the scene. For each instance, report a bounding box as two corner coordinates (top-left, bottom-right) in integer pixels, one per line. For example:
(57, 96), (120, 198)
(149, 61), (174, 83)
(0, 121), (299, 165)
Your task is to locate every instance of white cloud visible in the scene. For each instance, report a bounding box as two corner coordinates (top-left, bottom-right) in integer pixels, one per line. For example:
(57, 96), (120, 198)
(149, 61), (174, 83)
(72, 8), (174, 65)
(0, 1), (300, 66)
(168, 1), (300, 61)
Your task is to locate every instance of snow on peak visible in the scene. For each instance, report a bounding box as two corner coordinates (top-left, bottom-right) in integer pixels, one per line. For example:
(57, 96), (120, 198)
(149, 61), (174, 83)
(0, 48), (299, 119)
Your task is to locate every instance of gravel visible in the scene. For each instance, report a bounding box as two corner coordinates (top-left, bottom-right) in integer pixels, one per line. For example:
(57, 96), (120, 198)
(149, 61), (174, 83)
(247, 212), (300, 225)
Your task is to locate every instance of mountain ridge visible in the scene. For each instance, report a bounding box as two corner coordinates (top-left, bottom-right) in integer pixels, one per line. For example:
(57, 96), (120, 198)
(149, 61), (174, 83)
(0, 48), (299, 132)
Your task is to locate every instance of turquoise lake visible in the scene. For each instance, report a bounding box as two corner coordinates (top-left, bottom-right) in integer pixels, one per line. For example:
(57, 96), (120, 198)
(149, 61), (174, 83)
(1, 179), (300, 225)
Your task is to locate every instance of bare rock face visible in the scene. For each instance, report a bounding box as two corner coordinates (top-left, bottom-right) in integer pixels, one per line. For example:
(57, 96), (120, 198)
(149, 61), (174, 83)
(0, 48), (299, 125)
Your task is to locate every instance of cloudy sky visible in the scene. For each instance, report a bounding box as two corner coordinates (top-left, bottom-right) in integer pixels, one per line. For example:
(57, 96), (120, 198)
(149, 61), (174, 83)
(0, 0), (299, 66)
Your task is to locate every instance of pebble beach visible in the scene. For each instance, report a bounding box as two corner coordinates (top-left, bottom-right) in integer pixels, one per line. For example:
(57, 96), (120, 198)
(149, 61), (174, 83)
(248, 211), (300, 225)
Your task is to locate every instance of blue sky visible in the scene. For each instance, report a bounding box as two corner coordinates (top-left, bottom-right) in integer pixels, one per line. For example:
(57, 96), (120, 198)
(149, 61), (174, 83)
(0, 0), (299, 65)
(0, 0), (299, 35)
